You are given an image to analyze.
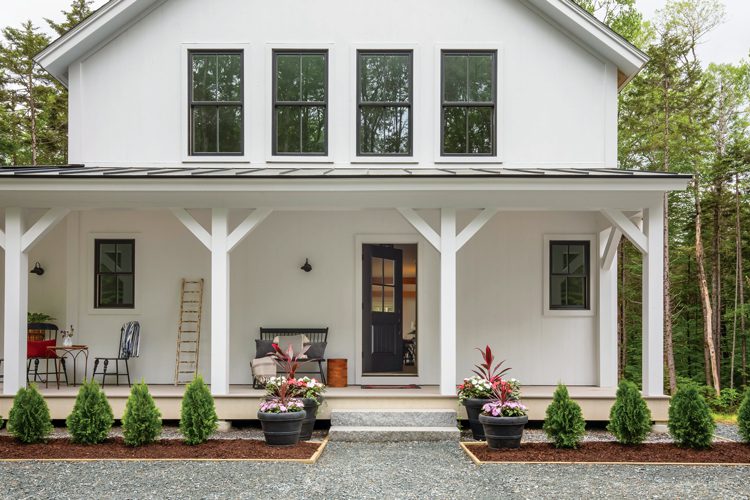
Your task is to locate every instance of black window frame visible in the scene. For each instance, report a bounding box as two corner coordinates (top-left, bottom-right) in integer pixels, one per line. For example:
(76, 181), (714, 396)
(188, 49), (244, 157)
(440, 50), (497, 157)
(94, 239), (135, 309)
(549, 240), (590, 311)
(272, 49), (329, 156)
(356, 50), (413, 157)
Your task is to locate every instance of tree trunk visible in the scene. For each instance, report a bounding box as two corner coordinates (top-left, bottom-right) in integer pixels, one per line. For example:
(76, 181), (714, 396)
(618, 240), (627, 381)
(711, 182), (722, 378)
(736, 174), (746, 386)
(27, 71), (38, 166)
(663, 194), (676, 394)
(695, 183), (721, 394)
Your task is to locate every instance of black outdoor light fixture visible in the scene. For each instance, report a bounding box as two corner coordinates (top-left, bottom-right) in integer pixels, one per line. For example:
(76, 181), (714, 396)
(300, 258), (312, 273)
(30, 262), (45, 276)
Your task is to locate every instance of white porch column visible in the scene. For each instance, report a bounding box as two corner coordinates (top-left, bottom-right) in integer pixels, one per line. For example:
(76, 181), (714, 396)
(642, 203), (664, 396)
(598, 227), (619, 388)
(3, 208), (28, 395)
(210, 209), (231, 396)
(439, 209), (457, 396)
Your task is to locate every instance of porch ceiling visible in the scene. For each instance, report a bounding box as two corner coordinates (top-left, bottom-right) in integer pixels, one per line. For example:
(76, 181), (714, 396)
(0, 166), (691, 210)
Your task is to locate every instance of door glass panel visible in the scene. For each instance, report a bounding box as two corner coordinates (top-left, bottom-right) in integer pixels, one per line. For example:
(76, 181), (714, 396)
(383, 258), (395, 286)
(371, 285), (383, 312)
(383, 286), (395, 312)
(371, 257), (383, 285)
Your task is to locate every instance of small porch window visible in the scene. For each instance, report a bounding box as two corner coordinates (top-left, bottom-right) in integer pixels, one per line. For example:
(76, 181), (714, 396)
(95, 239), (135, 309)
(549, 241), (590, 310)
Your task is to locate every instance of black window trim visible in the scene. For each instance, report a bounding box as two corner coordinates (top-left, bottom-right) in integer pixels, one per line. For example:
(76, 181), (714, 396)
(271, 49), (329, 157)
(548, 240), (590, 311)
(356, 49), (414, 157)
(188, 49), (245, 157)
(94, 239), (136, 309)
(440, 49), (497, 157)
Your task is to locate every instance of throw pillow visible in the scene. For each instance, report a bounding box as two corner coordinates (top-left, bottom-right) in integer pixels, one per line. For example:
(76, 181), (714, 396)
(254, 339), (275, 359)
(303, 342), (327, 359)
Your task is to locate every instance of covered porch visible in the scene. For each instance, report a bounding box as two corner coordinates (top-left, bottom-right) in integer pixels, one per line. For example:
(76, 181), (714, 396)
(0, 166), (690, 418)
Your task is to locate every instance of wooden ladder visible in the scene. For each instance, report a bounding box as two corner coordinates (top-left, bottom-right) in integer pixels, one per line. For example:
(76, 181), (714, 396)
(174, 278), (204, 385)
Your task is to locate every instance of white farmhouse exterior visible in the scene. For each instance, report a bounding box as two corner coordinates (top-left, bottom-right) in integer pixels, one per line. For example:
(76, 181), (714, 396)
(0, 0), (690, 419)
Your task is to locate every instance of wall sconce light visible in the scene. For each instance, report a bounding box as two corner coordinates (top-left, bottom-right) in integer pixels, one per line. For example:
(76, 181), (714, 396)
(300, 258), (312, 273)
(30, 262), (45, 276)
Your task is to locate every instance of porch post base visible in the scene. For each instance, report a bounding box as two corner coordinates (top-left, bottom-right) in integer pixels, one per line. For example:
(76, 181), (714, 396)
(216, 420), (232, 433)
(651, 422), (669, 434)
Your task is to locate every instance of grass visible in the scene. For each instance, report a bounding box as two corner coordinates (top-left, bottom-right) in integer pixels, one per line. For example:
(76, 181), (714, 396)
(712, 412), (738, 424)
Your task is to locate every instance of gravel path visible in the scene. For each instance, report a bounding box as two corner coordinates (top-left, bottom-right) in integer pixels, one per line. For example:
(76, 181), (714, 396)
(1, 441), (748, 499)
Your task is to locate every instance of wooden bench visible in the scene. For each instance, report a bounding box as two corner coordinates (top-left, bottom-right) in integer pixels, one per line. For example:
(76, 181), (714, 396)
(258, 327), (328, 385)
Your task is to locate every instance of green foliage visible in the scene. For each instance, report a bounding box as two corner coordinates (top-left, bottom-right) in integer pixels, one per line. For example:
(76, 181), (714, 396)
(607, 380), (652, 444)
(737, 388), (750, 443)
(121, 382), (162, 447)
(66, 380), (114, 444)
(7, 384), (53, 444)
(27, 312), (55, 323)
(179, 376), (218, 445)
(543, 384), (586, 449)
(668, 385), (715, 449)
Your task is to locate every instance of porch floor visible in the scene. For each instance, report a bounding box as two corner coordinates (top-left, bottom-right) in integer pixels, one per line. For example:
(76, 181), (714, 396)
(0, 384), (668, 421)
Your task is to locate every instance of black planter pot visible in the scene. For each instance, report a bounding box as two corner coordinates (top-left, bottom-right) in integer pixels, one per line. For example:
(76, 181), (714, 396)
(257, 410), (306, 446)
(300, 398), (320, 441)
(478, 414), (528, 449)
(462, 398), (490, 440)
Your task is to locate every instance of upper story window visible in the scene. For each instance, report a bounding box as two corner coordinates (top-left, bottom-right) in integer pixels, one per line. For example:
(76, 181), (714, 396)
(440, 51), (496, 156)
(189, 51), (243, 156)
(357, 50), (413, 156)
(273, 50), (328, 156)
(95, 239), (135, 309)
(549, 241), (590, 310)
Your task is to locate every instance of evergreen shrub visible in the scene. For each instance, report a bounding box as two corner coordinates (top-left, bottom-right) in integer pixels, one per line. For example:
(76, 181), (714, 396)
(607, 380), (652, 445)
(543, 383), (586, 449)
(179, 376), (218, 445)
(66, 380), (114, 444)
(7, 384), (53, 444)
(122, 381), (162, 446)
(738, 388), (750, 443)
(668, 385), (715, 449)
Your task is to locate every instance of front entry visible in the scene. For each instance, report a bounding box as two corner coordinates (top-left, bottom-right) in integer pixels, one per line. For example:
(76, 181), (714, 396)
(362, 244), (404, 373)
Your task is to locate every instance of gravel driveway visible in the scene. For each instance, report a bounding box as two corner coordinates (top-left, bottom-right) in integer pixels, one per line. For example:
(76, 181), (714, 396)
(1, 440), (748, 499)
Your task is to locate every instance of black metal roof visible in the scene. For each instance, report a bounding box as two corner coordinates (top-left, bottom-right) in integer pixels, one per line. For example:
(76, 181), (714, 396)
(0, 166), (692, 180)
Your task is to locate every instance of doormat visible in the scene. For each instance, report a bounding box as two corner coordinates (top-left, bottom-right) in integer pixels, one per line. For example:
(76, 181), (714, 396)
(361, 384), (421, 389)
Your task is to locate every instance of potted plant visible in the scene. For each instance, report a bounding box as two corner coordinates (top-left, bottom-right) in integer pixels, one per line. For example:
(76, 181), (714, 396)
(478, 378), (528, 449)
(457, 345), (510, 440)
(27, 312), (56, 341)
(257, 379), (306, 446)
(267, 375), (325, 441)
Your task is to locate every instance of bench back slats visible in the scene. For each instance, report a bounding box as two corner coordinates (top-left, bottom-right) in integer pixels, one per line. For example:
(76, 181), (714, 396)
(260, 327), (328, 344)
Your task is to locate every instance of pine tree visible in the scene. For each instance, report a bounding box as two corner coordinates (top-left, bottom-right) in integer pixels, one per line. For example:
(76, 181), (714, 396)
(66, 380), (114, 444)
(607, 380), (652, 444)
(7, 384), (53, 444)
(179, 376), (218, 445)
(668, 384), (715, 448)
(122, 382), (162, 446)
(543, 383), (586, 449)
(738, 387), (750, 443)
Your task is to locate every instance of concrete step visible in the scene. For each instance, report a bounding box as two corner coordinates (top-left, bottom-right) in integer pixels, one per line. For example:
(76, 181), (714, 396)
(328, 426), (460, 442)
(330, 409), (457, 427)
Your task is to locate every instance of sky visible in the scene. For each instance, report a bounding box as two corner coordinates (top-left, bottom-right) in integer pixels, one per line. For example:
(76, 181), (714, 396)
(0, 0), (748, 65)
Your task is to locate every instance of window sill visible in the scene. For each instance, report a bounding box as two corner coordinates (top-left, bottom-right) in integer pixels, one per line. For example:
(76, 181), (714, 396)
(350, 156), (419, 165)
(182, 156), (251, 164)
(266, 155), (333, 164)
(87, 308), (142, 317)
(543, 309), (595, 318)
(434, 157), (503, 164)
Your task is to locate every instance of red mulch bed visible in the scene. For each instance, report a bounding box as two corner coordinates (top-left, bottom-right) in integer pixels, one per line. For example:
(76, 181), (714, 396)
(468, 442), (750, 464)
(0, 436), (321, 460)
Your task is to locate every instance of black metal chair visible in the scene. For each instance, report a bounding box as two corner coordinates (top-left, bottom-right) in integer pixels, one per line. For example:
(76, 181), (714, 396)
(258, 327), (328, 385)
(93, 321), (140, 386)
(26, 323), (68, 387)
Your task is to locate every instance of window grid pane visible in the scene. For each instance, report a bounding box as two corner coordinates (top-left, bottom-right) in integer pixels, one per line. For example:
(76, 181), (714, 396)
(95, 240), (135, 309)
(549, 241), (589, 310)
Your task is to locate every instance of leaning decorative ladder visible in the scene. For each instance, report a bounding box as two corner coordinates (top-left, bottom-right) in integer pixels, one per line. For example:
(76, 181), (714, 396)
(174, 278), (204, 385)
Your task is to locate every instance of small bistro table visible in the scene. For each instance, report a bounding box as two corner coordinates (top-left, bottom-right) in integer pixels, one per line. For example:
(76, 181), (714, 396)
(47, 345), (89, 389)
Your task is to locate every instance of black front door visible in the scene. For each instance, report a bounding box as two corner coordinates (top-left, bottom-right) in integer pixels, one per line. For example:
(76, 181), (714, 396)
(363, 244), (403, 373)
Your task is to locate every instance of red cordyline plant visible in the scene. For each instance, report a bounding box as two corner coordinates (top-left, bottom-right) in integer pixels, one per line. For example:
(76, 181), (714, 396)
(270, 343), (310, 378)
(259, 378), (303, 413)
(472, 345), (511, 385)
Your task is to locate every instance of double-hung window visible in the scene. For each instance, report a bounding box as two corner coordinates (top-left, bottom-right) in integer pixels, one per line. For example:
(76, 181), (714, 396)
(189, 51), (243, 155)
(440, 51), (496, 156)
(273, 50), (328, 155)
(549, 241), (590, 310)
(357, 50), (413, 156)
(94, 239), (135, 309)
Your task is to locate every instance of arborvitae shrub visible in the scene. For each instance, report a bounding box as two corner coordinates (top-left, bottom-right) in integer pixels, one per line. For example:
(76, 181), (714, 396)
(179, 376), (218, 445)
(7, 384), (53, 444)
(738, 388), (750, 443)
(607, 380), (652, 445)
(668, 385), (715, 449)
(543, 383), (586, 449)
(66, 380), (114, 444)
(122, 382), (162, 446)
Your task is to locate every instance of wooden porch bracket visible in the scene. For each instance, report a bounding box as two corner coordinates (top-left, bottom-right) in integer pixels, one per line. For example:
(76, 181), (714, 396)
(170, 208), (211, 250)
(226, 208), (272, 252)
(396, 208), (441, 251)
(600, 208), (647, 254)
(601, 226), (622, 271)
(456, 208), (498, 251)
